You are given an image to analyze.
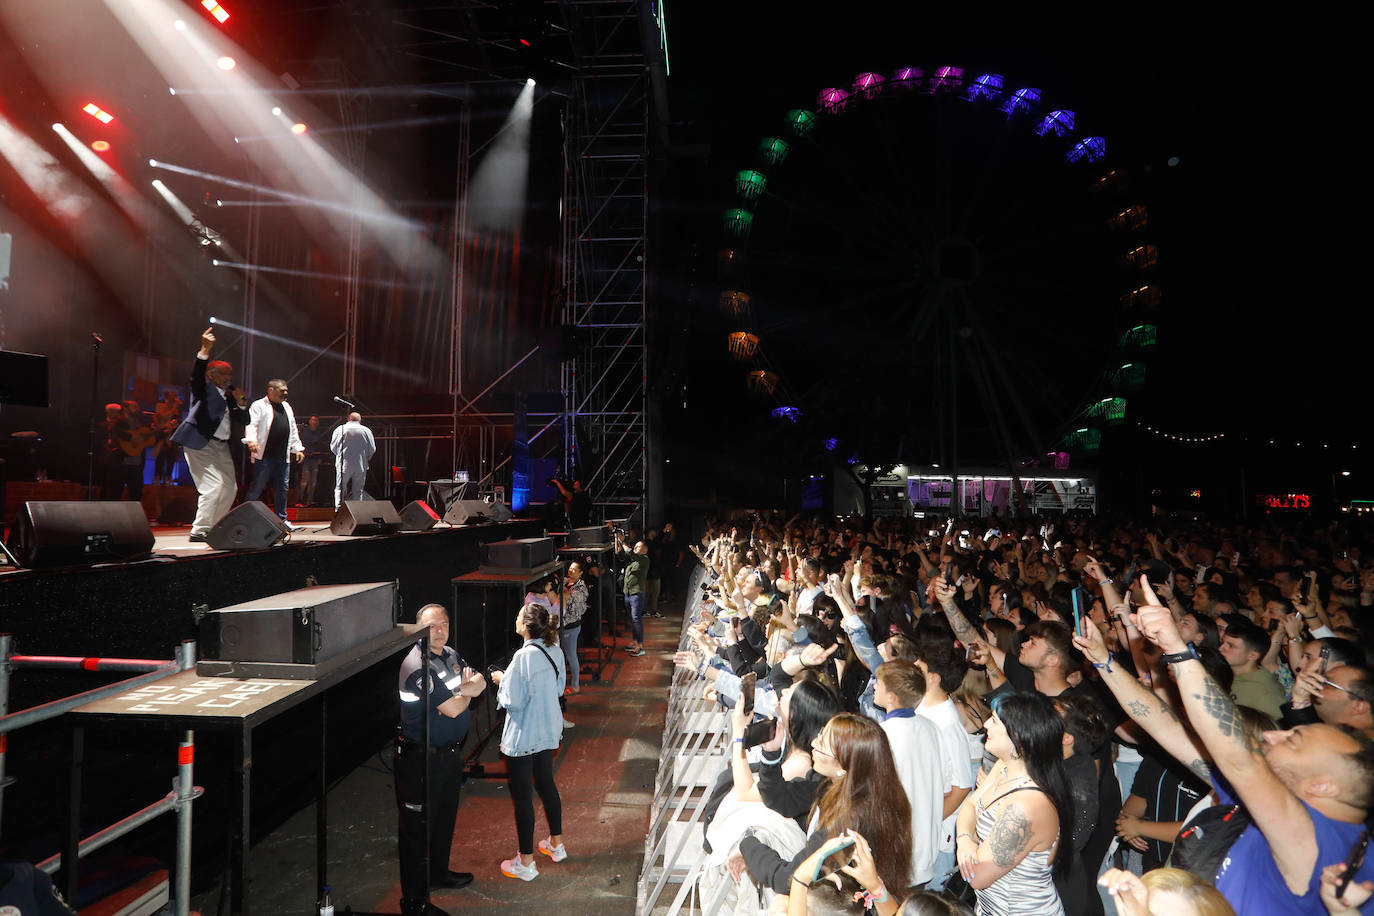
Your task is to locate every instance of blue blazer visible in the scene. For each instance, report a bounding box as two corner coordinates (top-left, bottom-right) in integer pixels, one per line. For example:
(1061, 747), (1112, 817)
(169, 354), (249, 450)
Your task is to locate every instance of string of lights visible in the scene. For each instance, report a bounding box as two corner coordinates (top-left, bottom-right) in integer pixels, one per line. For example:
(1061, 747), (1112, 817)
(1135, 421), (1363, 450)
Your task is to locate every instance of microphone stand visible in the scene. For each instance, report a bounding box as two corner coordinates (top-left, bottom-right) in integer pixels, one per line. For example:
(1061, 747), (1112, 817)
(86, 333), (102, 500)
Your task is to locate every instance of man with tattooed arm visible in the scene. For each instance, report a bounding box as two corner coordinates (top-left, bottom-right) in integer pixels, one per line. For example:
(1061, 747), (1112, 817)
(1073, 574), (1374, 915)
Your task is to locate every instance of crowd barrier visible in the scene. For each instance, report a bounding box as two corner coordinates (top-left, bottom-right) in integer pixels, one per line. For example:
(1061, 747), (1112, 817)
(635, 564), (735, 915)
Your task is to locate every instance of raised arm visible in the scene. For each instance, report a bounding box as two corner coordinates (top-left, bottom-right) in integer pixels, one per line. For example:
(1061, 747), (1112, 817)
(1072, 617), (1209, 780)
(1133, 576), (1318, 894)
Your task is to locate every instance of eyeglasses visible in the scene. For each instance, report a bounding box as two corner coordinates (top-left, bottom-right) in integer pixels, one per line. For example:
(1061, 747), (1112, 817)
(810, 738), (834, 758)
(819, 612), (840, 621)
(1322, 678), (1352, 695)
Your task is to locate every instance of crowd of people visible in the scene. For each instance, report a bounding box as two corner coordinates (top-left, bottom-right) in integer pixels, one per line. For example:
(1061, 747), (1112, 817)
(672, 511), (1374, 915)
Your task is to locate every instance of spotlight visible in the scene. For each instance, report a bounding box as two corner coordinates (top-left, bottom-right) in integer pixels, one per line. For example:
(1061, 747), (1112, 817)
(209, 316), (217, 323)
(169, 87), (177, 95)
(290, 122), (307, 134)
(217, 56), (236, 71)
(91, 140), (110, 152)
(173, 19), (186, 30)
(149, 158), (158, 167)
(82, 103), (114, 125)
(201, 0), (230, 24)
(271, 106), (281, 116)
(526, 78), (535, 87)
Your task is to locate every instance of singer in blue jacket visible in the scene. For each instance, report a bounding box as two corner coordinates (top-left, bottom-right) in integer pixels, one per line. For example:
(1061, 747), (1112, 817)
(170, 328), (250, 541)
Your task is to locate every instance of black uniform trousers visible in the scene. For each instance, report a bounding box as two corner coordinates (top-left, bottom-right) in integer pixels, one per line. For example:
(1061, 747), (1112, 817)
(394, 739), (463, 899)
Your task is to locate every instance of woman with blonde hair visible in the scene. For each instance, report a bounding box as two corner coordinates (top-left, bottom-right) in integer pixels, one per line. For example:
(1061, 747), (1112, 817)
(1099, 866), (1237, 915)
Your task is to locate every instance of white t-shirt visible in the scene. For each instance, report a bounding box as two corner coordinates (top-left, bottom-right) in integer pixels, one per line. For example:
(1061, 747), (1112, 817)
(917, 697), (977, 853)
(881, 711), (946, 885)
(796, 584), (825, 617)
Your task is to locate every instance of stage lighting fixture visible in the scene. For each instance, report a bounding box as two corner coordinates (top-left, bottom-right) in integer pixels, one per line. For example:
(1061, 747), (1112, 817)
(291, 122), (307, 134)
(526, 78), (535, 87)
(173, 19), (186, 31)
(201, 0), (230, 24)
(91, 140), (110, 152)
(1034, 109), (1075, 138)
(209, 316), (217, 323)
(169, 87), (177, 95)
(217, 56), (236, 71)
(271, 107), (282, 116)
(82, 103), (114, 125)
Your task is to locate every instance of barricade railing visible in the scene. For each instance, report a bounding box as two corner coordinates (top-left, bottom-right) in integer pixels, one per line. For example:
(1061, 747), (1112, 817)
(0, 634), (202, 915)
(636, 565), (734, 915)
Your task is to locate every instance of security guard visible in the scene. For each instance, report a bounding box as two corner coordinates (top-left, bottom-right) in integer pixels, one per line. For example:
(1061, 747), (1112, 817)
(396, 604), (485, 915)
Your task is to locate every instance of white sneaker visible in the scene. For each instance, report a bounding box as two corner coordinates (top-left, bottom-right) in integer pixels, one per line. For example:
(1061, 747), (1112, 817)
(562, 717), (575, 729)
(538, 838), (567, 862)
(501, 855), (539, 881)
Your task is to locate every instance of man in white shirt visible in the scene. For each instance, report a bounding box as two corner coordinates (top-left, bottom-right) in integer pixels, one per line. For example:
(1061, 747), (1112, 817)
(330, 412), (376, 507)
(874, 660), (946, 887)
(242, 379), (304, 524)
(914, 640), (976, 880)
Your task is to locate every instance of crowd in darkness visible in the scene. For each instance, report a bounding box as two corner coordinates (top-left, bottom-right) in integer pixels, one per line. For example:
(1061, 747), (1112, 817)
(670, 512), (1374, 916)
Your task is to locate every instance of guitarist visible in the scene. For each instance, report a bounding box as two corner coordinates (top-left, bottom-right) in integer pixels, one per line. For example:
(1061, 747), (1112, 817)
(103, 399), (151, 501)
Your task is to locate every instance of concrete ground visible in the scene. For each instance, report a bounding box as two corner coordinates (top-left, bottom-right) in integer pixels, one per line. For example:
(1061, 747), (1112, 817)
(188, 611), (679, 916)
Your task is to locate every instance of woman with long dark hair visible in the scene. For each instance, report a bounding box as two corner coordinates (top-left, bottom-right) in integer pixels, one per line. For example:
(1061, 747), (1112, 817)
(954, 692), (1073, 915)
(737, 712), (913, 902)
(490, 602), (566, 881)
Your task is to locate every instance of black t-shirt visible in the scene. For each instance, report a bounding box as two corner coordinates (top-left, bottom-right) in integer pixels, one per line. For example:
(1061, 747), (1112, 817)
(265, 401), (289, 457)
(1131, 746), (1210, 870)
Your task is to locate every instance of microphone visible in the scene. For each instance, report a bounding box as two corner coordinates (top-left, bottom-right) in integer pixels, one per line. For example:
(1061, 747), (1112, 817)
(333, 396), (355, 409)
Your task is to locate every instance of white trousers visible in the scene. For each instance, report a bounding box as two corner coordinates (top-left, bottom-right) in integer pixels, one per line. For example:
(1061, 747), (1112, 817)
(184, 438), (238, 536)
(335, 466), (366, 508)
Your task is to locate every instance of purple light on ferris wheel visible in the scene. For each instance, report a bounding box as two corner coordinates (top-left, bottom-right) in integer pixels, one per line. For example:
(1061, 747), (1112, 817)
(818, 87), (849, 114)
(1035, 109), (1075, 137)
(967, 73), (1004, 101)
(929, 65), (964, 92)
(1002, 87), (1040, 118)
(772, 406), (802, 423)
(852, 72), (885, 99)
(890, 67), (922, 91)
(1067, 137), (1107, 163)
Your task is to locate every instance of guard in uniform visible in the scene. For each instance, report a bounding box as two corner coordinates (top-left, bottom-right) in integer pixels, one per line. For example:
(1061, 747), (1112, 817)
(396, 604), (485, 915)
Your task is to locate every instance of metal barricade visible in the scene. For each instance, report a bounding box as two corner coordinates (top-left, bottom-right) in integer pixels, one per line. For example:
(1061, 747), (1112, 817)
(0, 634), (201, 915)
(636, 565), (736, 915)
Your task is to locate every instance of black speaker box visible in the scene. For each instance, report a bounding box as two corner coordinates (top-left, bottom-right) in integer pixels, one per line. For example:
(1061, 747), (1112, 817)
(331, 499), (403, 536)
(6, 500), (154, 568)
(568, 525), (609, 547)
(399, 500), (439, 531)
(206, 502), (290, 550)
(443, 499), (496, 526)
(198, 581), (398, 676)
(480, 536), (555, 570)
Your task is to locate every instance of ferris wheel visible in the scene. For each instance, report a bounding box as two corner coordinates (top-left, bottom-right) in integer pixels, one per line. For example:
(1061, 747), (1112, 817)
(712, 65), (1162, 474)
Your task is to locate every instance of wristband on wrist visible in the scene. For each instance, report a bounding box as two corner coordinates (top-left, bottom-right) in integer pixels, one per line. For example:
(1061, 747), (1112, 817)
(1160, 644), (1200, 665)
(1092, 652), (1115, 674)
(861, 881), (889, 906)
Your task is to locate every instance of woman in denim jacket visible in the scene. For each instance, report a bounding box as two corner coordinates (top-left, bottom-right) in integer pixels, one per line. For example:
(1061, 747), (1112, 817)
(491, 601), (567, 881)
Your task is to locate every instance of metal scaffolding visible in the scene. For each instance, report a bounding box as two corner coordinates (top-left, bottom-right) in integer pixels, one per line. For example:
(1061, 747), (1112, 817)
(557, 0), (653, 522)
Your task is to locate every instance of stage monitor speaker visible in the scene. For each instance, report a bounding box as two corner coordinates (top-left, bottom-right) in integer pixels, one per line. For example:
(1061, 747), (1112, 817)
(443, 499), (496, 526)
(206, 502), (290, 551)
(331, 499), (403, 536)
(568, 525), (609, 547)
(7, 500), (155, 568)
(480, 536), (555, 570)
(399, 500), (439, 531)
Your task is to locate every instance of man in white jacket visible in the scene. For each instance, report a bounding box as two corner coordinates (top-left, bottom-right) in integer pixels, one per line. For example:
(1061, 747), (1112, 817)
(242, 379), (304, 525)
(331, 412), (376, 507)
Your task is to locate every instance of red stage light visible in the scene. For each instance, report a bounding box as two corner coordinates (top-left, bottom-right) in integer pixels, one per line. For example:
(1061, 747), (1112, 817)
(201, 0), (229, 23)
(290, 122), (307, 134)
(91, 140), (111, 152)
(519, 38), (531, 47)
(82, 102), (114, 124)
